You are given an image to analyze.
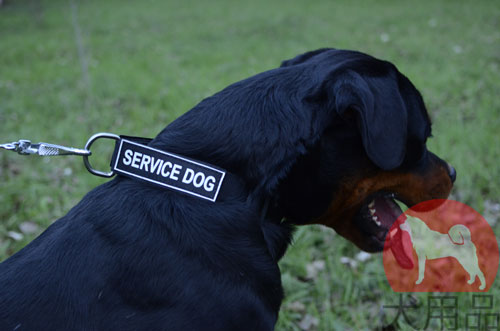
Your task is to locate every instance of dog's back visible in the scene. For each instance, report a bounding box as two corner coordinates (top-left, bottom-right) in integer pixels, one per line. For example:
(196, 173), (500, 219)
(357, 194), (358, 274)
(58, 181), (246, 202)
(0, 180), (281, 330)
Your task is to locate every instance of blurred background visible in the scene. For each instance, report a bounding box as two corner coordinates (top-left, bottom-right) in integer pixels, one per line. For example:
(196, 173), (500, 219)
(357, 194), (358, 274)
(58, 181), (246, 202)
(1, 0), (499, 329)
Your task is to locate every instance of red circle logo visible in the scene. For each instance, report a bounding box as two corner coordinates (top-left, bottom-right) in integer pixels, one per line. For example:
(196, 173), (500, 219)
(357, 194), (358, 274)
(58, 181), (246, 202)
(383, 199), (499, 292)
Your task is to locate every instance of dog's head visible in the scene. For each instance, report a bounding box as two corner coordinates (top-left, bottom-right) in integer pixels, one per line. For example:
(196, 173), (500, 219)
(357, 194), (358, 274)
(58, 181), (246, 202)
(274, 49), (454, 252)
(154, 48), (454, 253)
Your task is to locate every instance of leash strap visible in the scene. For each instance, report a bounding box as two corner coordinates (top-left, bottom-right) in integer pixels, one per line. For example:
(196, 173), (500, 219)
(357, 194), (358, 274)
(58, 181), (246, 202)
(1, 133), (247, 203)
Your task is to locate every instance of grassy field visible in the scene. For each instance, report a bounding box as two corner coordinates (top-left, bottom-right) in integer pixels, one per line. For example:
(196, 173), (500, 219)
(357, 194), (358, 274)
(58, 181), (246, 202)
(1, 0), (499, 329)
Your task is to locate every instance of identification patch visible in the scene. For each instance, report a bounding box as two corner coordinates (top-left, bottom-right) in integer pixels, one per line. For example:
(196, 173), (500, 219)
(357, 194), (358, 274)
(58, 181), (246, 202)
(113, 139), (226, 202)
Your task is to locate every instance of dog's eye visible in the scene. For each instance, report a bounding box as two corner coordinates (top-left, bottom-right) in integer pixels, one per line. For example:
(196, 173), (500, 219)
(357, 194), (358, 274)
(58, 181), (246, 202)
(403, 139), (427, 167)
(417, 146), (428, 165)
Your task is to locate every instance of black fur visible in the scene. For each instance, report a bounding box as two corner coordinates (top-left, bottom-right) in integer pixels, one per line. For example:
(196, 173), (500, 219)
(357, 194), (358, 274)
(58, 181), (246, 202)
(0, 48), (434, 330)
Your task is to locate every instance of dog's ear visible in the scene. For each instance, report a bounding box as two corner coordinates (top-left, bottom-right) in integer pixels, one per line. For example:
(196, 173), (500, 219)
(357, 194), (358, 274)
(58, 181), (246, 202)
(329, 69), (408, 170)
(280, 48), (333, 67)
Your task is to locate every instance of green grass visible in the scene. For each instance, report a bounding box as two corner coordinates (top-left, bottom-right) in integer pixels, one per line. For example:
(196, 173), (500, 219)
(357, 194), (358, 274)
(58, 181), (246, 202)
(1, 0), (499, 329)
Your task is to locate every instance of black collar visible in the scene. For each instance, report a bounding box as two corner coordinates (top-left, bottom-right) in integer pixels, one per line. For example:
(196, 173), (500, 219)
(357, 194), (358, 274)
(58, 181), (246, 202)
(110, 135), (247, 203)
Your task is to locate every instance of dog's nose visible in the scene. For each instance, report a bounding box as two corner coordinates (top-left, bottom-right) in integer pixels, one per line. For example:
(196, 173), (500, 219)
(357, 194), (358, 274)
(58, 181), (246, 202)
(447, 163), (457, 183)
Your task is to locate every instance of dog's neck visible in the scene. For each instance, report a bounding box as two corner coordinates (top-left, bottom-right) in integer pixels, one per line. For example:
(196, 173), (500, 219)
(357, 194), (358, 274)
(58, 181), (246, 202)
(254, 194), (294, 262)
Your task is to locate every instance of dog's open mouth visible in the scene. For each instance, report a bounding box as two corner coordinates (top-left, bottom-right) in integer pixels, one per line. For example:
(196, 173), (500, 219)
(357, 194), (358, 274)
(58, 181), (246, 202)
(354, 192), (414, 268)
(355, 193), (403, 244)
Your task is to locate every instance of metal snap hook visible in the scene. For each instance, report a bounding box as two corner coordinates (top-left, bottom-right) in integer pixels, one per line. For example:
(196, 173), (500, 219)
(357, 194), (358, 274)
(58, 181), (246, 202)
(83, 133), (120, 178)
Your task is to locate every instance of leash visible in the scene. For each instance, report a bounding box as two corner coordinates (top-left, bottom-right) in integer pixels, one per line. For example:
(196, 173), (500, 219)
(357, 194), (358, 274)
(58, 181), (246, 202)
(1, 133), (246, 203)
(1, 133), (119, 177)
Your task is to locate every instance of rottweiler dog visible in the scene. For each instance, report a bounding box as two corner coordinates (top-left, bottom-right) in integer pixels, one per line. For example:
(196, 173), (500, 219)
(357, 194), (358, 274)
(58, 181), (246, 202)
(0, 48), (454, 330)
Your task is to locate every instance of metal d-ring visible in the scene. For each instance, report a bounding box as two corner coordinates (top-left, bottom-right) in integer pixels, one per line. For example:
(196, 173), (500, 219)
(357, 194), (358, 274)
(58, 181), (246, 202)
(83, 132), (120, 178)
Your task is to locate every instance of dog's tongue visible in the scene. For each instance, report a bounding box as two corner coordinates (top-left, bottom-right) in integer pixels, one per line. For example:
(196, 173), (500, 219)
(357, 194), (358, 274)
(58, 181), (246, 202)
(388, 220), (414, 269)
(386, 200), (414, 269)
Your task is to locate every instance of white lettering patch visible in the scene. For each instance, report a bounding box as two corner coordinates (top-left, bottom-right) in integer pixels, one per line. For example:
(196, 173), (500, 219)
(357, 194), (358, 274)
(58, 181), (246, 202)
(113, 140), (225, 202)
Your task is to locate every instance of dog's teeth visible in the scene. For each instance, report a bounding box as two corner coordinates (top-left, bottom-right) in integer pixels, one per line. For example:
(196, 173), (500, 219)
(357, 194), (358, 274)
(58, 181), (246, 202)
(369, 208), (376, 215)
(372, 216), (381, 226)
(368, 201), (375, 208)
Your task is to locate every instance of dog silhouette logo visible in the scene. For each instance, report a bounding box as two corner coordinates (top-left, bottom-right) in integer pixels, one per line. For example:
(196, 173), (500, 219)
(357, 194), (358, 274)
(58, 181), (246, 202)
(399, 215), (486, 290)
(383, 199), (498, 292)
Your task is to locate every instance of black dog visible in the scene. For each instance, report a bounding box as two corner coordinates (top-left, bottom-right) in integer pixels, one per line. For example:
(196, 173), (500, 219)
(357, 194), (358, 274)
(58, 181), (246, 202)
(0, 48), (454, 330)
